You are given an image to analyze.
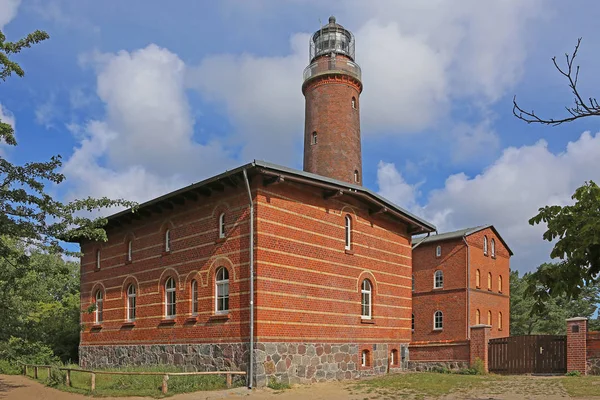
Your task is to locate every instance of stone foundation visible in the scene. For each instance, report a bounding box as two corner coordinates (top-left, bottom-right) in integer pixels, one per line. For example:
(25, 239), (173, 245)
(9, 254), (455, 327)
(80, 342), (408, 387)
(79, 343), (249, 373)
(406, 361), (469, 372)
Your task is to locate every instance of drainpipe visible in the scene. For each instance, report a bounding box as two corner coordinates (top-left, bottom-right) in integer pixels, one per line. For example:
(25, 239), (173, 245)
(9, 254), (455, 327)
(463, 236), (470, 340)
(411, 232), (433, 250)
(242, 169), (254, 389)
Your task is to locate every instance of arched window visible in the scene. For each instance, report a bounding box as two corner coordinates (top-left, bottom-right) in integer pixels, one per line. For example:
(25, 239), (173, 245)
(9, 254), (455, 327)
(412, 275), (415, 292)
(491, 239), (496, 257)
(436, 245), (442, 257)
(361, 349), (370, 367)
(165, 229), (171, 252)
(94, 289), (103, 324)
(96, 250), (101, 270)
(487, 310), (492, 326)
(218, 213), (226, 239)
(311, 131), (317, 145)
(499, 312), (503, 330)
(476, 309), (481, 325)
(434, 311), (443, 330)
(354, 170), (359, 183)
(191, 279), (199, 315)
(498, 275), (503, 293)
(488, 272), (492, 290)
(127, 284), (136, 321)
(476, 269), (481, 287)
(390, 349), (399, 366)
(434, 270), (443, 289)
(483, 236), (488, 255)
(411, 313), (415, 331)
(165, 277), (176, 318)
(361, 279), (372, 319)
(345, 215), (352, 250)
(216, 267), (229, 314)
(127, 240), (132, 262)
(351, 97), (357, 109)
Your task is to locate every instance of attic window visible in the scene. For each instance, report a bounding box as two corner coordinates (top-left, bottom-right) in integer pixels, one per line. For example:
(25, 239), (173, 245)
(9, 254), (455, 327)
(436, 245), (441, 257)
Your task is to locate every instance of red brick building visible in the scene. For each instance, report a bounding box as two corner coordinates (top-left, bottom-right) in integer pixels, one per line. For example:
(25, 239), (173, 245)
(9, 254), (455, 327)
(412, 226), (512, 343)
(76, 17), (441, 387)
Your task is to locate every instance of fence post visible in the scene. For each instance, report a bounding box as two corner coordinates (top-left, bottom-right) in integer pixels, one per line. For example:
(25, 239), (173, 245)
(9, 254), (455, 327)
(162, 374), (169, 394)
(226, 373), (232, 388)
(23, 365), (27, 376)
(567, 317), (588, 375)
(91, 373), (96, 391)
(34, 366), (38, 379)
(47, 367), (51, 379)
(66, 369), (71, 387)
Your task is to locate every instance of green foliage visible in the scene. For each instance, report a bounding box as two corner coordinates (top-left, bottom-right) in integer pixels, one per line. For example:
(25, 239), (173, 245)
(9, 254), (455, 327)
(511, 268), (600, 334)
(0, 359), (21, 374)
(432, 365), (451, 374)
(566, 370), (582, 377)
(470, 358), (486, 375)
(0, 336), (59, 365)
(46, 366), (66, 387)
(527, 181), (600, 312)
(455, 367), (479, 375)
(267, 377), (291, 390)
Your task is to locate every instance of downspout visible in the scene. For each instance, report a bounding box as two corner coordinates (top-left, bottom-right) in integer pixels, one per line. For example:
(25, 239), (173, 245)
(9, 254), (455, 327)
(242, 169), (254, 389)
(463, 236), (470, 339)
(411, 232), (434, 250)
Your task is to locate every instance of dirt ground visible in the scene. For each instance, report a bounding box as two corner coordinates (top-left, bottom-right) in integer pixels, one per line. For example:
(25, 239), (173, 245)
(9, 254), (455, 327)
(1, 374), (598, 400)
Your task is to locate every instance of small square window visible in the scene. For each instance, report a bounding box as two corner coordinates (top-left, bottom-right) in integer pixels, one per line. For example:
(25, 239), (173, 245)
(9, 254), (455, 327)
(572, 325), (580, 333)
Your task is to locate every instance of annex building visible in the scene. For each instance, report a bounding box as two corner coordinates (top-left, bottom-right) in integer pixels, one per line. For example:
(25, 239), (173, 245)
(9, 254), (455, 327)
(77, 17), (511, 386)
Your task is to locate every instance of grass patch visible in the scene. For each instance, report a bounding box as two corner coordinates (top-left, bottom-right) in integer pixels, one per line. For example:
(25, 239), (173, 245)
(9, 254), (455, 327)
(349, 372), (505, 399)
(25, 364), (241, 398)
(561, 376), (600, 398)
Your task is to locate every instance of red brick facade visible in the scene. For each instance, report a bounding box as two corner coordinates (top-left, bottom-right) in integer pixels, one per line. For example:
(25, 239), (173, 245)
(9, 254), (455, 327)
(412, 227), (511, 343)
(567, 318), (588, 374)
(469, 325), (491, 370)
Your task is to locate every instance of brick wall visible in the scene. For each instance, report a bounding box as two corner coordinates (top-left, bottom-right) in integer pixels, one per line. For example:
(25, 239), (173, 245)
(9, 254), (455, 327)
(409, 341), (469, 362)
(469, 324), (491, 372)
(567, 317), (587, 374)
(303, 54), (362, 185)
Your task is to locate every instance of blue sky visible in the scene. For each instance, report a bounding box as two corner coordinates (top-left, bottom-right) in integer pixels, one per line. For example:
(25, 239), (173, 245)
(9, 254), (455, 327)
(2, 0), (600, 273)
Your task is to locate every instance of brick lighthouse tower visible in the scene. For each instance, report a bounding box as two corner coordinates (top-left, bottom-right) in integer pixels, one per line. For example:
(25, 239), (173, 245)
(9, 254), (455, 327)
(302, 16), (363, 185)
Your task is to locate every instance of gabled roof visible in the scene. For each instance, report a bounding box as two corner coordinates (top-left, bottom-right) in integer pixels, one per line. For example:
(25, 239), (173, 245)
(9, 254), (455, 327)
(74, 160), (436, 241)
(413, 224), (513, 255)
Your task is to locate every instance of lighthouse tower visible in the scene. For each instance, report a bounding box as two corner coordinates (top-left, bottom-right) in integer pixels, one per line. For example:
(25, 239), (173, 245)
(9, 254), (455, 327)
(302, 16), (363, 185)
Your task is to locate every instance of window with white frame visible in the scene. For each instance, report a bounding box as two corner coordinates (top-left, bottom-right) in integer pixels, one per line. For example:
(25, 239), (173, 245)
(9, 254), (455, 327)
(95, 289), (103, 323)
(491, 239), (496, 257)
(96, 250), (101, 270)
(434, 310), (443, 330)
(361, 279), (372, 319)
(216, 267), (229, 314)
(345, 215), (352, 250)
(191, 279), (199, 315)
(436, 245), (441, 257)
(361, 349), (369, 367)
(219, 213), (226, 238)
(165, 277), (176, 318)
(434, 270), (443, 289)
(165, 229), (171, 252)
(127, 240), (132, 262)
(483, 236), (488, 255)
(127, 284), (136, 321)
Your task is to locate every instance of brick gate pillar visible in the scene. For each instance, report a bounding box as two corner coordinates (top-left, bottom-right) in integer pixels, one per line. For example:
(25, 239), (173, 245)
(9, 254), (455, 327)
(470, 324), (491, 372)
(567, 317), (588, 374)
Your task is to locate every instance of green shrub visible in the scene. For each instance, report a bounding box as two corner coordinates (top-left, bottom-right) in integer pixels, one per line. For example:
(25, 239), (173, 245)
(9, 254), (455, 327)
(46, 366), (66, 387)
(0, 337), (59, 365)
(0, 359), (21, 374)
(470, 358), (486, 375)
(455, 367), (478, 375)
(566, 370), (581, 377)
(432, 366), (450, 374)
(267, 377), (291, 390)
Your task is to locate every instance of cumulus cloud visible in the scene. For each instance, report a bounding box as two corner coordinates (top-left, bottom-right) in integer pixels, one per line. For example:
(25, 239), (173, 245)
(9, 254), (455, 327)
(0, 0), (20, 29)
(63, 45), (234, 204)
(377, 131), (600, 271)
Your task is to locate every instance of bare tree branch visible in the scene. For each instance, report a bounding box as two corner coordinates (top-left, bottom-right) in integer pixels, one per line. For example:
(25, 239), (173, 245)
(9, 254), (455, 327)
(513, 38), (600, 126)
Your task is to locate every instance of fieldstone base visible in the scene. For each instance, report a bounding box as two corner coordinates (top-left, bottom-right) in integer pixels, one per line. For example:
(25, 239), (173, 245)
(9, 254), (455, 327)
(79, 343), (248, 374)
(254, 342), (404, 387)
(587, 358), (600, 375)
(406, 361), (469, 372)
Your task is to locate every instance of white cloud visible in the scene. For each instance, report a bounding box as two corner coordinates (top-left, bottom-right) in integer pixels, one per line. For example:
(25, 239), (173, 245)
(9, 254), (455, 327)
(377, 131), (600, 271)
(450, 119), (500, 164)
(0, 103), (16, 154)
(35, 94), (57, 129)
(0, 0), (20, 29)
(63, 45), (234, 205)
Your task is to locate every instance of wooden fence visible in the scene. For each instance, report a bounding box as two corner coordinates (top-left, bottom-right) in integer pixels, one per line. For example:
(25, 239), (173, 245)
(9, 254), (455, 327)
(21, 363), (246, 394)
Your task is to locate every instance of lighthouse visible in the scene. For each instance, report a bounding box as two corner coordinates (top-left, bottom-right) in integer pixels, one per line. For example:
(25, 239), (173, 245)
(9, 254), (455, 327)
(302, 16), (363, 185)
